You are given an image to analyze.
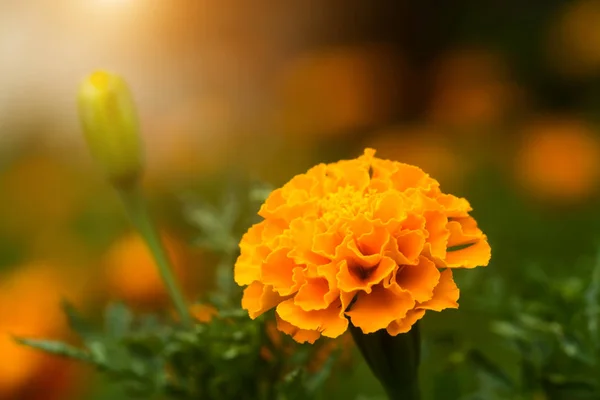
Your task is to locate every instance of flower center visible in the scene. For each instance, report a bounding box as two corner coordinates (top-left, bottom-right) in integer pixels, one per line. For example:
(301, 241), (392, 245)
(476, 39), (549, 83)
(318, 186), (371, 223)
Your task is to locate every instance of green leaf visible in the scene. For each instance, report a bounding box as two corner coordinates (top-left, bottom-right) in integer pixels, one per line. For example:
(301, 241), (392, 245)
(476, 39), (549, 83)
(15, 337), (90, 362)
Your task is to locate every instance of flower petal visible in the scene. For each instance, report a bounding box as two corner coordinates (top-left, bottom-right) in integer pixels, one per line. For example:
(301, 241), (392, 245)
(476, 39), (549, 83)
(418, 269), (459, 311)
(447, 217), (482, 245)
(313, 229), (344, 260)
(396, 256), (440, 302)
(336, 233), (381, 267)
(241, 282), (283, 319)
(372, 191), (408, 223)
(288, 219), (330, 266)
(276, 298), (348, 338)
(337, 256), (396, 293)
(294, 276), (339, 311)
(436, 193), (472, 218)
(386, 309), (426, 336)
(357, 224), (390, 256)
(443, 217), (491, 268)
(395, 229), (426, 264)
(445, 238), (492, 268)
(261, 247), (304, 295)
(390, 163), (438, 192)
(235, 223), (270, 285)
(423, 211), (449, 260)
(346, 283), (415, 334)
(276, 316), (321, 344)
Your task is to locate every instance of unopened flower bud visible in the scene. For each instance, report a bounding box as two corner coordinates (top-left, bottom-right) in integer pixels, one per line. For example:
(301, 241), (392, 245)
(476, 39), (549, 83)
(78, 71), (143, 187)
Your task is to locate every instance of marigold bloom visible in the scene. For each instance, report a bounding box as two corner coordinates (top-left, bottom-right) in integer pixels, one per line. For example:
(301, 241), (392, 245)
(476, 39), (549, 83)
(234, 149), (491, 343)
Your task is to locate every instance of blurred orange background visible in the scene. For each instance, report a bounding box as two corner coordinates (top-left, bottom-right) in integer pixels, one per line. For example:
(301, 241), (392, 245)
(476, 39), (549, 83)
(2, 1), (600, 399)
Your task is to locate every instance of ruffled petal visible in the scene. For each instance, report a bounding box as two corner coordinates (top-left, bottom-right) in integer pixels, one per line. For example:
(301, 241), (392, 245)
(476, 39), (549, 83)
(386, 309), (426, 336)
(288, 219), (331, 266)
(395, 230), (426, 265)
(276, 298), (348, 338)
(313, 229), (344, 260)
(390, 163), (438, 192)
(372, 191), (408, 224)
(396, 256), (440, 302)
(235, 224), (269, 285)
(294, 276), (339, 311)
(337, 256), (396, 293)
(336, 233), (381, 267)
(276, 316), (321, 344)
(443, 217), (492, 268)
(418, 269), (459, 311)
(423, 211), (449, 260)
(445, 238), (492, 268)
(346, 283), (415, 334)
(261, 247), (305, 295)
(241, 282), (283, 319)
(435, 193), (472, 218)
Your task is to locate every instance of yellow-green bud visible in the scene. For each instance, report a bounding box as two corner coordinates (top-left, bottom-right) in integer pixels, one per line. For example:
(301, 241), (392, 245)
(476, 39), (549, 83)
(78, 71), (143, 187)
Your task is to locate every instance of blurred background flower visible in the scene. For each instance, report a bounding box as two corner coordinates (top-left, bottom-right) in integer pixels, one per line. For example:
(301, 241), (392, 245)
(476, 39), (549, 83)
(548, 0), (600, 78)
(0, 263), (89, 400)
(271, 44), (404, 140)
(362, 125), (468, 188)
(426, 48), (525, 131)
(514, 116), (600, 203)
(103, 233), (210, 310)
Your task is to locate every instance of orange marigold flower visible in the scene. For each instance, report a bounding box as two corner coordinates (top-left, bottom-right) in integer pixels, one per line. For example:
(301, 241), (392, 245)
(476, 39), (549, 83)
(234, 149), (491, 343)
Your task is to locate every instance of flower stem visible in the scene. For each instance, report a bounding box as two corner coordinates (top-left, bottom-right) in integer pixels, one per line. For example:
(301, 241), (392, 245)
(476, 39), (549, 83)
(118, 185), (192, 327)
(349, 322), (421, 400)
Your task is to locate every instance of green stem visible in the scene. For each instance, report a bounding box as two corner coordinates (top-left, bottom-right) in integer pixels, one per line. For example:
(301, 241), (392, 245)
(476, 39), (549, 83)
(349, 322), (421, 400)
(382, 383), (421, 400)
(118, 185), (192, 327)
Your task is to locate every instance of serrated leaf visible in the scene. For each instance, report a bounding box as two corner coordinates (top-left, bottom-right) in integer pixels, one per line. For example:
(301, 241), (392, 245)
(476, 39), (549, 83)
(15, 337), (90, 362)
